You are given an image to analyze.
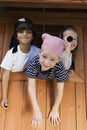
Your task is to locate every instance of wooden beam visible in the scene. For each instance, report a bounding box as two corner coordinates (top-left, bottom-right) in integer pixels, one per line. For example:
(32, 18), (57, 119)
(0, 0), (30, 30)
(0, 1), (87, 9)
(0, 11), (87, 25)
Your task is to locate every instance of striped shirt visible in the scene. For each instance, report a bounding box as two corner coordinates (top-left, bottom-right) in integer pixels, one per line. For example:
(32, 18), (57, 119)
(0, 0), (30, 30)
(25, 55), (68, 82)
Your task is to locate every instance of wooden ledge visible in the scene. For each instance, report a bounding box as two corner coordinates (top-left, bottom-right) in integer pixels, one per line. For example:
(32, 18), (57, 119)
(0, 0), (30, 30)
(67, 72), (84, 83)
(0, 71), (84, 83)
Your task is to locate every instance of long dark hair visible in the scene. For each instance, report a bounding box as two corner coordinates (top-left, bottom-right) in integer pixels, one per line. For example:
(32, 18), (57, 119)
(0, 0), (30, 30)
(9, 18), (36, 53)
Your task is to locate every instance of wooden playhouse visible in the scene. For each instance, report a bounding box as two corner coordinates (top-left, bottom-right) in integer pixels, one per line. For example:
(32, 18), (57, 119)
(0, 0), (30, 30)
(0, 0), (87, 130)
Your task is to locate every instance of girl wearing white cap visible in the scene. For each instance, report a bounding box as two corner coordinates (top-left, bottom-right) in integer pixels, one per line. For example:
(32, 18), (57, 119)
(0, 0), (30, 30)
(0, 18), (38, 109)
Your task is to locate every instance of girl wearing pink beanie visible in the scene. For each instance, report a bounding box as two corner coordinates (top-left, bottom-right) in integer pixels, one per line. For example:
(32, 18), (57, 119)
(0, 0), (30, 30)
(25, 33), (68, 127)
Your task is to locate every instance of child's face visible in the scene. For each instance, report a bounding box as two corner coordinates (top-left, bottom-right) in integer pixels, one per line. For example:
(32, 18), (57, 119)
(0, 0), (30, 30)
(39, 49), (60, 71)
(17, 30), (33, 45)
(63, 30), (78, 51)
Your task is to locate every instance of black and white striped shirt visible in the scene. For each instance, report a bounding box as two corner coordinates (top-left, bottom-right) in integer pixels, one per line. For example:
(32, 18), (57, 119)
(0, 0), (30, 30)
(25, 55), (68, 82)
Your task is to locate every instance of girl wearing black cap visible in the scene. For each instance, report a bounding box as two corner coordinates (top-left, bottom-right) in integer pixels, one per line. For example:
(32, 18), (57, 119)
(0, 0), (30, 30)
(0, 18), (38, 109)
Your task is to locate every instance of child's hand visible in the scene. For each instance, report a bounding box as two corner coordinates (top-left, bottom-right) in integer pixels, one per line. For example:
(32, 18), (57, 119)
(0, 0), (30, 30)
(65, 42), (71, 56)
(48, 108), (61, 125)
(30, 108), (42, 127)
(1, 98), (8, 109)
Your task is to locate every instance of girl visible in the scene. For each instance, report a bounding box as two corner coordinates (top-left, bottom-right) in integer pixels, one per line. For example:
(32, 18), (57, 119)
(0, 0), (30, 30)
(25, 33), (68, 127)
(0, 18), (38, 109)
(59, 26), (78, 71)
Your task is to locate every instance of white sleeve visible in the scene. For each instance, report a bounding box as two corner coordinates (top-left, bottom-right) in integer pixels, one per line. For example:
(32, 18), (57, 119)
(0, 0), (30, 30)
(62, 52), (72, 70)
(0, 50), (14, 70)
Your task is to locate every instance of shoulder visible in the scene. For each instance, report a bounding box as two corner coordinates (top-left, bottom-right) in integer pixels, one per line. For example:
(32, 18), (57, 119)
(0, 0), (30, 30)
(27, 45), (39, 61)
(55, 61), (69, 82)
(4, 48), (14, 57)
(0, 48), (15, 70)
(62, 51), (72, 58)
(55, 61), (65, 69)
(30, 45), (39, 51)
(30, 55), (39, 64)
(55, 61), (68, 74)
(25, 55), (39, 78)
(26, 54), (39, 65)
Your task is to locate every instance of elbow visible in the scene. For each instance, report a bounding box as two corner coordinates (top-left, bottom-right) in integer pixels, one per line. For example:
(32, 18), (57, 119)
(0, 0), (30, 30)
(2, 71), (10, 81)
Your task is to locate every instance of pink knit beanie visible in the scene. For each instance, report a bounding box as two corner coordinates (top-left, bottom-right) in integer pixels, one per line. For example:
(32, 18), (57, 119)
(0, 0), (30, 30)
(41, 33), (67, 57)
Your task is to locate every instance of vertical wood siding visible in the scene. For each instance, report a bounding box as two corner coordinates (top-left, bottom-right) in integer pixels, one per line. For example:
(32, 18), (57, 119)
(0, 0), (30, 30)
(0, 22), (87, 130)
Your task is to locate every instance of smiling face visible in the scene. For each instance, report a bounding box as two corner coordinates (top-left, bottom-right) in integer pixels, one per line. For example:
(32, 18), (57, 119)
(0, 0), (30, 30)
(17, 30), (33, 46)
(63, 29), (78, 51)
(39, 49), (60, 71)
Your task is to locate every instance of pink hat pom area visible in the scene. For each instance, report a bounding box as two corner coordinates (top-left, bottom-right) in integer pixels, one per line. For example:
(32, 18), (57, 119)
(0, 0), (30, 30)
(41, 33), (67, 57)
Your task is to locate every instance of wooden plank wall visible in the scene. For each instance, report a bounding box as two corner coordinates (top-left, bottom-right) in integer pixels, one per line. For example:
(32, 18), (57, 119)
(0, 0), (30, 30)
(0, 22), (87, 130)
(1, 0), (87, 9)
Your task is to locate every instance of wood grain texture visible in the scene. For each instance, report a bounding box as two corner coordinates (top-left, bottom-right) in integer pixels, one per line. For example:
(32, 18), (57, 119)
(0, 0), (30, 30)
(0, 14), (87, 130)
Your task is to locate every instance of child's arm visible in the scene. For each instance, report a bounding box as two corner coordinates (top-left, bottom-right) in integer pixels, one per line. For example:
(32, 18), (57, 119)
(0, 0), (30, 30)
(1, 69), (10, 109)
(62, 43), (72, 70)
(48, 82), (64, 125)
(28, 78), (42, 127)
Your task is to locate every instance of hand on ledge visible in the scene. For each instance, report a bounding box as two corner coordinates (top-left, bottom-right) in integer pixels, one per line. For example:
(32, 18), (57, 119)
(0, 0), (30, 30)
(30, 108), (42, 127)
(48, 108), (61, 125)
(1, 98), (8, 109)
